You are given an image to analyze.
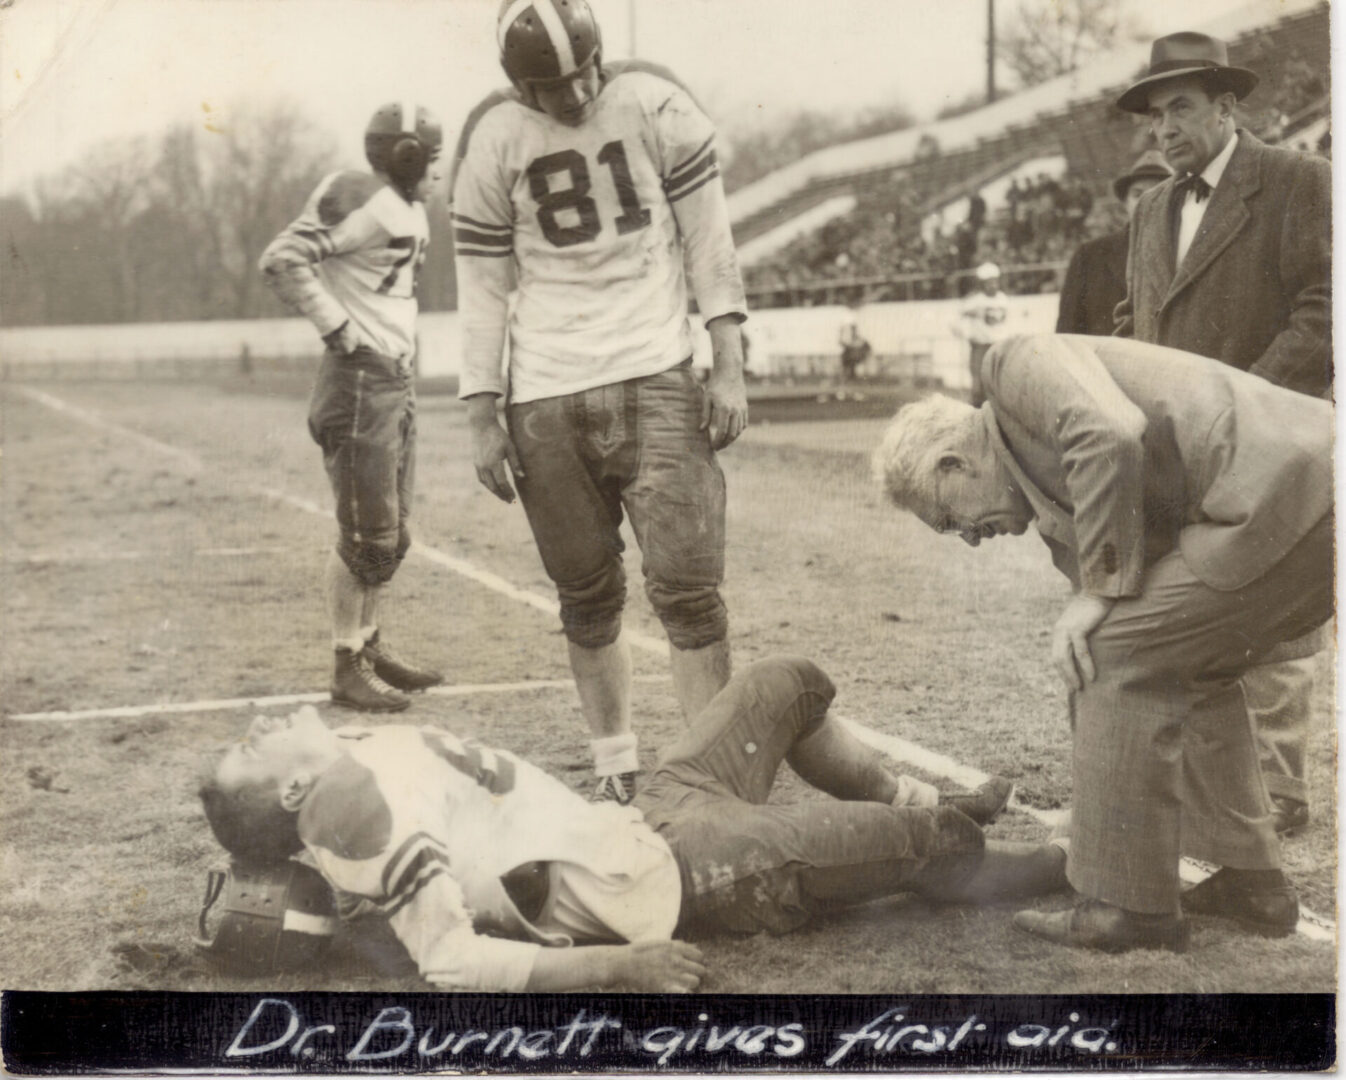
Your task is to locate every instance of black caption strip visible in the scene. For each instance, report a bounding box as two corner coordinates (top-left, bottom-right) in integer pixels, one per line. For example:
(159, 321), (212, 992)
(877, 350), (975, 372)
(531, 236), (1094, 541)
(1, 992), (1335, 1073)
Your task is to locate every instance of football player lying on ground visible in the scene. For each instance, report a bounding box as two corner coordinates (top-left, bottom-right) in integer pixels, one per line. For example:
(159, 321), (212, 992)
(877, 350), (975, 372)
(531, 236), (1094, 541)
(200, 655), (1068, 992)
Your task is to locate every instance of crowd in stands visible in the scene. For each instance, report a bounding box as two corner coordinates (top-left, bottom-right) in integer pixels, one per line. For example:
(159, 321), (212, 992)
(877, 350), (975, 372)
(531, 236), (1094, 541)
(741, 47), (1328, 310)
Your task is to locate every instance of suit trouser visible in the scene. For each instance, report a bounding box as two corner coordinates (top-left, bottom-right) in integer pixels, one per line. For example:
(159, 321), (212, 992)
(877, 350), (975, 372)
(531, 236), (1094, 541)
(1067, 514), (1334, 914)
(1242, 628), (1324, 807)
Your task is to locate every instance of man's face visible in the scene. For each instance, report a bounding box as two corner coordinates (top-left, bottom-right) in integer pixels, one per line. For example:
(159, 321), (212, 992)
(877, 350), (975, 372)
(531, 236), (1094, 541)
(1123, 176), (1165, 220)
(413, 153), (445, 203)
(980, 277), (1000, 296)
(1146, 77), (1234, 176)
(528, 61), (601, 126)
(929, 458), (1034, 547)
(215, 707), (341, 796)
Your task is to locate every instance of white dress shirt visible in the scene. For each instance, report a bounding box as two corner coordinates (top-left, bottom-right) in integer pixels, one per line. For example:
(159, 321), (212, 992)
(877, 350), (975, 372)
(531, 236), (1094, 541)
(1175, 132), (1238, 267)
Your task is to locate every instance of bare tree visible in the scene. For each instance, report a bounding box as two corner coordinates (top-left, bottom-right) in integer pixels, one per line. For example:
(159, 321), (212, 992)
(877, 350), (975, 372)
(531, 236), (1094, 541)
(153, 101), (338, 319)
(997, 0), (1147, 89)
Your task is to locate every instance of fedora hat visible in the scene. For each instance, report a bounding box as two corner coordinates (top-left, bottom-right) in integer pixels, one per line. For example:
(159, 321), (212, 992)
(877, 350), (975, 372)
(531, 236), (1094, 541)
(1117, 32), (1258, 114)
(1111, 148), (1173, 200)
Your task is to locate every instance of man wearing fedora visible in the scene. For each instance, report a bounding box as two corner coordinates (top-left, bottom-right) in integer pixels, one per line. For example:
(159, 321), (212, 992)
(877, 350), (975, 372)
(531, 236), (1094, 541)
(1114, 31), (1332, 838)
(1056, 150), (1171, 337)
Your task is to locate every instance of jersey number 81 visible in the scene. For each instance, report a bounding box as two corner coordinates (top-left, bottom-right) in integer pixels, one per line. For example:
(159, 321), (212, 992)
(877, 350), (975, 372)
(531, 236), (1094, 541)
(527, 140), (651, 247)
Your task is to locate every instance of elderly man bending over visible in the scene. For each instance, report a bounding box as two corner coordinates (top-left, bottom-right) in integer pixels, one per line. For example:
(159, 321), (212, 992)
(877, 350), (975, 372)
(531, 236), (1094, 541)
(872, 333), (1333, 953)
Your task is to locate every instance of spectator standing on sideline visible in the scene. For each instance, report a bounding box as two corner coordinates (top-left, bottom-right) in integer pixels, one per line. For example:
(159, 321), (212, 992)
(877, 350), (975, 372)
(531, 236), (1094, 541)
(1056, 150), (1171, 336)
(874, 334), (1333, 953)
(451, 0), (749, 804)
(839, 322), (872, 383)
(259, 103), (446, 714)
(1114, 32), (1332, 835)
(951, 262), (1009, 406)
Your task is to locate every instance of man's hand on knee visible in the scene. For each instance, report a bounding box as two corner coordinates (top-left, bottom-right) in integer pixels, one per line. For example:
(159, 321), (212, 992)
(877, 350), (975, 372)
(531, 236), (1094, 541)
(1050, 593), (1113, 690)
(1051, 593), (1115, 690)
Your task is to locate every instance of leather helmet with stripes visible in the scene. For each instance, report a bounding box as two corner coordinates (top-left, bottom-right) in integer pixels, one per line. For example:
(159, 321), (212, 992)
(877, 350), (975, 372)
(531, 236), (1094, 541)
(498, 0), (602, 86)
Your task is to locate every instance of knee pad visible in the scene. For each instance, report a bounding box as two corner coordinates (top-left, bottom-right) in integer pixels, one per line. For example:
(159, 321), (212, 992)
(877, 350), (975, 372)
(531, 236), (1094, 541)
(337, 535), (401, 586)
(557, 561), (626, 649)
(645, 581), (727, 651)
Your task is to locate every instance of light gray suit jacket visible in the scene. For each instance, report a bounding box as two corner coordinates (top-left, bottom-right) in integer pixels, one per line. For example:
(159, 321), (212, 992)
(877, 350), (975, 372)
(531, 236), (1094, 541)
(980, 335), (1333, 597)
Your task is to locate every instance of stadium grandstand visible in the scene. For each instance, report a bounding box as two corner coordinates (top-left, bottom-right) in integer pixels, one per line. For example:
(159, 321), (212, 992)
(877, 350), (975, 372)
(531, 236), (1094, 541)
(734, 0), (1329, 310)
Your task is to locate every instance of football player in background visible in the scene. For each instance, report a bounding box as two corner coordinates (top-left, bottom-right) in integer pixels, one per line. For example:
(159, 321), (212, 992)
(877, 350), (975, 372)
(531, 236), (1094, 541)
(259, 104), (446, 713)
(200, 656), (1056, 992)
(451, 0), (749, 803)
(950, 262), (1010, 407)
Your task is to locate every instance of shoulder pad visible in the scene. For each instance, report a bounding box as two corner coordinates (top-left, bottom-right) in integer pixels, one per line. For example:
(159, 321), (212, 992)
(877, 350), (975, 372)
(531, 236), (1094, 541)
(317, 171), (388, 227)
(298, 754), (392, 860)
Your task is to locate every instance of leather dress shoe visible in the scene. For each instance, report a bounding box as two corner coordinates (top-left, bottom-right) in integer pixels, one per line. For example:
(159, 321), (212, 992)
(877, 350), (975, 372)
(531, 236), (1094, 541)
(1013, 899), (1189, 953)
(1270, 797), (1309, 836)
(942, 776), (1014, 825)
(1180, 868), (1299, 937)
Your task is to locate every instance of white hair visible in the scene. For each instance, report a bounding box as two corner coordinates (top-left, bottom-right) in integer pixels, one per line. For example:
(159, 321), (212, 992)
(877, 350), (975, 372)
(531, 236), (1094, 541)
(871, 394), (979, 516)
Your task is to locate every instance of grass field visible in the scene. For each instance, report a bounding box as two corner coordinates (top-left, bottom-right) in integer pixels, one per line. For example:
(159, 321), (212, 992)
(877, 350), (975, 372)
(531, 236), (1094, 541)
(0, 373), (1336, 995)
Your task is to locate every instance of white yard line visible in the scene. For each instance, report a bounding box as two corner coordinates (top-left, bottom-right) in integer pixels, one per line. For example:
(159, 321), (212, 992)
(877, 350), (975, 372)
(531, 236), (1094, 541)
(6, 674), (670, 723)
(9, 547), (286, 565)
(13, 386), (1337, 943)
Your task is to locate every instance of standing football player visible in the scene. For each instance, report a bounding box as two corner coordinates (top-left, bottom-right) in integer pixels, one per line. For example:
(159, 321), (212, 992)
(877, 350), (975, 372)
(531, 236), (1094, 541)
(259, 103), (446, 713)
(451, 0), (749, 802)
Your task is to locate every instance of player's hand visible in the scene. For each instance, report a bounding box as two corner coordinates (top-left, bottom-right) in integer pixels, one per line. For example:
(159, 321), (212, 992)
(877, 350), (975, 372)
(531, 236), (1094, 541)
(1050, 593), (1114, 691)
(469, 415), (523, 503)
(701, 367), (748, 450)
(616, 941), (707, 993)
(322, 321), (364, 357)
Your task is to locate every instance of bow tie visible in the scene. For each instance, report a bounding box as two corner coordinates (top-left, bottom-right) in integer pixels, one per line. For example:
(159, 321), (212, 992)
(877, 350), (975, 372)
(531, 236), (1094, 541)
(1177, 174), (1213, 203)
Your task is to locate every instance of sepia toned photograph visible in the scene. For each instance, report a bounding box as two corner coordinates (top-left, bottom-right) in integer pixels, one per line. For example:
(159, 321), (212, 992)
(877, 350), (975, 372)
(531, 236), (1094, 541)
(0, 0), (1335, 1071)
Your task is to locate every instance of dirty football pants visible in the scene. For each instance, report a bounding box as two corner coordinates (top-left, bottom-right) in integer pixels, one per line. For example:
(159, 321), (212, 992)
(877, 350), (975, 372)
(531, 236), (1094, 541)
(1067, 513), (1334, 914)
(634, 656), (985, 934)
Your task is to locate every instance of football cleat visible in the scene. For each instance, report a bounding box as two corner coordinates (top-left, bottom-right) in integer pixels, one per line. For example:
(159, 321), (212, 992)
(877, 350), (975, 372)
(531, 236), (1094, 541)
(194, 859), (337, 975)
(363, 631), (444, 692)
(941, 775), (1014, 825)
(331, 647), (410, 712)
(590, 771), (637, 806)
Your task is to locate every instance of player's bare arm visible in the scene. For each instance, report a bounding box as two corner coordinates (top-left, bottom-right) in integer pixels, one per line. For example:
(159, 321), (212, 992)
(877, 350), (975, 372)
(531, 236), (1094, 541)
(526, 940), (706, 993)
(465, 393), (523, 503)
(702, 315), (749, 450)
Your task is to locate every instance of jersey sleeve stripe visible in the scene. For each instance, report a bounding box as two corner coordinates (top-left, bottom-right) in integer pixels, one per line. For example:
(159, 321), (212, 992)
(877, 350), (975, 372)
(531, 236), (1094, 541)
(667, 135), (716, 181)
(664, 152), (718, 199)
(451, 212), (510, 234)
(666, 167), (722, 205)
(454, 227), (513, 249)
(456, 247), (515, 259)
(380, 830), (450, 896)
(380, 864), (450, 920)
(386, 846), (451, 904)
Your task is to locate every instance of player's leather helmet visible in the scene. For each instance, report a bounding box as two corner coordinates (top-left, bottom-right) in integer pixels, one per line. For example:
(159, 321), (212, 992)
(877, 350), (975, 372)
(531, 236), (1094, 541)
(194, 859), (337, 975)
(364, 102), (442, 198)
(498, 0), (602, 85)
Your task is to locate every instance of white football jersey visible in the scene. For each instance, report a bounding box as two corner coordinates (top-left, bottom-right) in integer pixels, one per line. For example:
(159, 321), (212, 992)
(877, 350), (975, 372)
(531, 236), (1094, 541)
(259, 171), (429, 365)
(452, 62), (746, 403)
(296, 725), (680, 991)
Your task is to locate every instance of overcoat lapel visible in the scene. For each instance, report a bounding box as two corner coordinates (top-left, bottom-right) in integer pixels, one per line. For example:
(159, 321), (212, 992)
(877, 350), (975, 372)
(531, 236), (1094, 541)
(1163, 134), (1261, 310)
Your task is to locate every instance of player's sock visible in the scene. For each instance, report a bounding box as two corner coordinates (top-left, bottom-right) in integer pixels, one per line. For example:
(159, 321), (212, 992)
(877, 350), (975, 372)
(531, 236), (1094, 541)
(591, 731), (639, 777)
(326, 550), (366, 654)
(786, 716), (905, 803)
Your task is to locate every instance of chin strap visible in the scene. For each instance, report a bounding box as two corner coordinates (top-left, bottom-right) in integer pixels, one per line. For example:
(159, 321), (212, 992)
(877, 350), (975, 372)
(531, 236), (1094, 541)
(194, 867), (228, 948)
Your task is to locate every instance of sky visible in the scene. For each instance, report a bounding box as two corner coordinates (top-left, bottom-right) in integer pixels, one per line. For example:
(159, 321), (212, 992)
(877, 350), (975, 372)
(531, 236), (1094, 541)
(0, 0), (1294, 194)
